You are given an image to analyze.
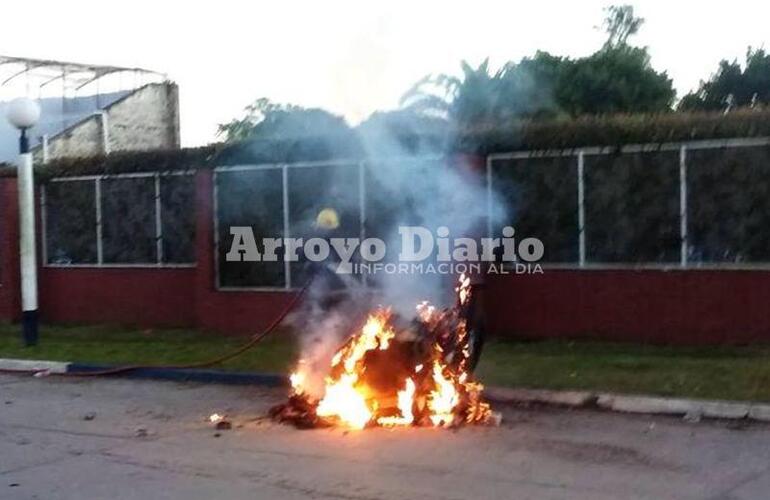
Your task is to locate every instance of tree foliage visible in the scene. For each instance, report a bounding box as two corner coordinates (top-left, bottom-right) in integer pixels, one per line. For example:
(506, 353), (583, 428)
(400, 59), (504, 124)
(400, 54), (566, 125)
(356, 108), (450, 154)
(601, 5), (644, 49)
(400, 5), (674, 127)
(217, 98), (352, 143)
(556, 46), (674, 115)
(679, 48), (770, 112)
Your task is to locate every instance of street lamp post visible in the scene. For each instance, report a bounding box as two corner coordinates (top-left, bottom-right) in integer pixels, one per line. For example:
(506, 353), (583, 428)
(6, 97), (41, 347)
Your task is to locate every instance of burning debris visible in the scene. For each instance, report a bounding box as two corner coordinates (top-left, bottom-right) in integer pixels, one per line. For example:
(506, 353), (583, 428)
(209, 413), (232, 430)
(271, 275), (498, 430)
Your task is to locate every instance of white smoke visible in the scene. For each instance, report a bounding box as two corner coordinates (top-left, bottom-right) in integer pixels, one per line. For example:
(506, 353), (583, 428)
(288, 115), (507, 383)
(357, 121), (504, 314)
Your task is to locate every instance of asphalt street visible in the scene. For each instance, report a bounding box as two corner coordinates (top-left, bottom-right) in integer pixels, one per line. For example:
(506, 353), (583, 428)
(2, 374), (770, 499)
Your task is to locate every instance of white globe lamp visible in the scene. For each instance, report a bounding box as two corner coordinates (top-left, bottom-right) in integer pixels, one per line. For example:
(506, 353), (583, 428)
(6, 97), (41, 131)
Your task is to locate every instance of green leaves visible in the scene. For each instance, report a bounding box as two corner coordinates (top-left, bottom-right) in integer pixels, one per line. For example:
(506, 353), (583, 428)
(557, 46), (675, 116)
(400, 40), (674, 128)
(458, 109), (770, 154)
(601, 4), (644, 49)
(679, 48), (770, 111)
(216, 98), (354, 146)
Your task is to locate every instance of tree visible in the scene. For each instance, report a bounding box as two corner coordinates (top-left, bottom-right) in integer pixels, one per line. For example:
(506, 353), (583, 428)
(399, 5), (673, 126)
(558, 4), (673, 115)
(400, 54), (567, 128)
(400, 59), (508, 126)
(678, 48), (770, 111)
(556, 46), (675, 115)
(498, 51), (567, 119)
(217, 98), (351, 143)
(356, 108), (451, 154)
(602, 5), (644, 49)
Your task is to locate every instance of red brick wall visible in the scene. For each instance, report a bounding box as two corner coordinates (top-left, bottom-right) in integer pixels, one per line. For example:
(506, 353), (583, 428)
(39, 267), (196, 327)
(485, 269), (770, 345)
(0, 178), (20, 322)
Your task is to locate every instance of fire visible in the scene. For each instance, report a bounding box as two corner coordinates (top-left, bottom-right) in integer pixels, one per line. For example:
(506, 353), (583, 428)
(376, 378), (416, 426)
(456, 273), (472, 306)
(316, 374), (372, 429)
(274, 274), (495, 430)
(428, 360), (459, 427)
(289, 371), (305, 394)
(209, 413), (224, 424)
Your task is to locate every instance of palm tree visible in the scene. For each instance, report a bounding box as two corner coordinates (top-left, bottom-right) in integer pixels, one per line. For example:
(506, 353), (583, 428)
(400, 54), (569, 129)
(400, 59), (508, 127)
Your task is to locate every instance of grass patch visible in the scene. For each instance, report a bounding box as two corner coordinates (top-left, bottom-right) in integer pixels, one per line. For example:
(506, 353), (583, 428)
(0, 323), (298, 374)
(2, 323), (770, 402)
(476, 340), (770, 402)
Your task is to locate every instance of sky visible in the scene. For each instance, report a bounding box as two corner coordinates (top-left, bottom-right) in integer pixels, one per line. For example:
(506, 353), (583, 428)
(1, 0), (768, 147)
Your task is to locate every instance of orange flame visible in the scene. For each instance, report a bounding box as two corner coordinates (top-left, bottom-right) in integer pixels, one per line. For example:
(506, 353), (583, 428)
(289, 273), (492, 429)
(428, 360), (459, 427)
(376, 378), (416, 426)
(316, 373), (372, 429)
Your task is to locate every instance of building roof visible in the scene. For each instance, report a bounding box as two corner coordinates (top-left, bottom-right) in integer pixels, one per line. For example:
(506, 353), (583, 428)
(0, 55), (166, 161)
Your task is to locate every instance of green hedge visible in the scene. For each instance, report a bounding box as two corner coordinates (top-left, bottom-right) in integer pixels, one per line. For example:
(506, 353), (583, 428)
(11, 108), (770, 268)
(0, 148), (215, 179)
(4, 131), (366, 181)
(459, 109), (770, 153)
(35, 147), (216, 180)
(491, 156), (579, 262)
(688, 146), (770, 262)
(0, 108), (766, 181)
(584, 152), (680, 262)
(43, 175), (196, 266)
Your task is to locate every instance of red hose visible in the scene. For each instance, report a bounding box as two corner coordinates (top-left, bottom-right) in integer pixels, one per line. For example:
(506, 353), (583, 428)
(2, 278), (312, 378)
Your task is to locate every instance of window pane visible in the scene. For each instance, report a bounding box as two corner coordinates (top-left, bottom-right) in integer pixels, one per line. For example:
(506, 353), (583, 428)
(160, 175), (195, 263)
(216, 168), (285, 287)
(44, 180), (97, 264)
(585, 151), (680, 263)
(492, 156), (579, 262)
(101, 177), (157, 264)
(689, 146), (770, 263)
(288, 163), (360, 286)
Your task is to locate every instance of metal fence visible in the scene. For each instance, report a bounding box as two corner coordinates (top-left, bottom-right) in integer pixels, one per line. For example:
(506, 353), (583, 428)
(214, 161), (366, 290)
(41, 136), (770, 286)
(42, 171), (196, 267)
(214, 157), (464, 290)
(488, 137), (770, 269)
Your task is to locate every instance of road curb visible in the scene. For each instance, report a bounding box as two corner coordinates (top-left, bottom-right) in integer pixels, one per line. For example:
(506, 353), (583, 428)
(485, 387), (597, 407)
(485, 387), (770, 423)
(0, 358), (286, 386)
(0, 358), (70, 374)
(66, 363), (288, 386)
(3, 358), (769, 422)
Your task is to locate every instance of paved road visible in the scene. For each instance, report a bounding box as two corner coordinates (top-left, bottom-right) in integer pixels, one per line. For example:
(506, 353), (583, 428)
(2, 374), (770, 499)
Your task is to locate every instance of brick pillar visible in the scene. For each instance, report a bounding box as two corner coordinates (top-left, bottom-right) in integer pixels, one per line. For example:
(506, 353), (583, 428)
(0, 177), (21, 322)
(193, 169), (215, 327)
